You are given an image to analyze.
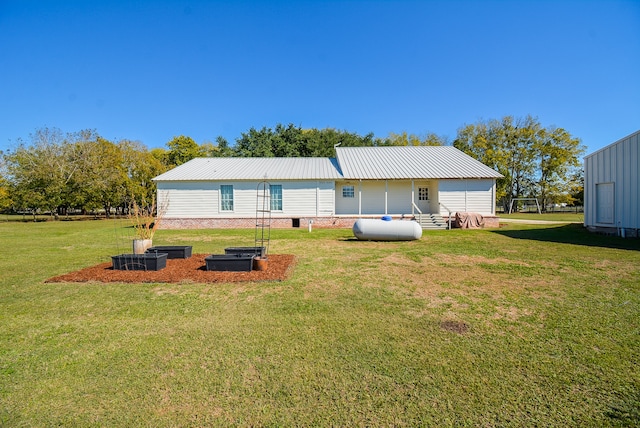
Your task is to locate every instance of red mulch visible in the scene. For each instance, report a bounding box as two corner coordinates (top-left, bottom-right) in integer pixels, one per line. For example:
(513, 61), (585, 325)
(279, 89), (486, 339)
(45, 254), (296, 284)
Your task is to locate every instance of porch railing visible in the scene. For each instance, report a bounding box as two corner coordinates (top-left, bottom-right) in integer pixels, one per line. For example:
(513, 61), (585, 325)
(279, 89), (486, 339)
(439, 203), (453, 229)
(411, 202), (422, 225)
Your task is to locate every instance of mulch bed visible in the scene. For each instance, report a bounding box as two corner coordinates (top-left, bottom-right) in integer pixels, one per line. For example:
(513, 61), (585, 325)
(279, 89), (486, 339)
(45, 254), (296, 284)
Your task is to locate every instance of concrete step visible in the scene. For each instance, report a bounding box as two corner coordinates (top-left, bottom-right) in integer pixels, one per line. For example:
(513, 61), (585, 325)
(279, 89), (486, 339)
(418, 214), (448, 230)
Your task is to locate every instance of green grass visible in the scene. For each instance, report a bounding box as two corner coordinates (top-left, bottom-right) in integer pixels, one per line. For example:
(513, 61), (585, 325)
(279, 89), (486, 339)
(499, 212), (584, 222)
(1, 220), (639, 426)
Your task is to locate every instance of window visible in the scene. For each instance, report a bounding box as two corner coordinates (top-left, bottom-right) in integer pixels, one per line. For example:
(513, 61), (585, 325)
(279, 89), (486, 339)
(342, 185), (355, 198)
(220, 185), (234, 211)
(418, 187), (429, 201)
(270, 185), (282, 211)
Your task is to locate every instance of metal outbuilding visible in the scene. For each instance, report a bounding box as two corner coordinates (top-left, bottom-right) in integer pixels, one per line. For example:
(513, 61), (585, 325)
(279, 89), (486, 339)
(584, 130), (640, 237)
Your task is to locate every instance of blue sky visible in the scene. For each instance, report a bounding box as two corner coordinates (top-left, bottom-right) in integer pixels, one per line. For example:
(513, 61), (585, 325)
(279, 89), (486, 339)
(1, 0), (638, 155)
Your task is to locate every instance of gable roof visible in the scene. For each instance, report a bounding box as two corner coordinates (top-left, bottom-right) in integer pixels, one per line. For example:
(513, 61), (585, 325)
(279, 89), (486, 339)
(153, 157), (342, 181)
(153, 146), (502, 182)
(335, 146), (503, 179)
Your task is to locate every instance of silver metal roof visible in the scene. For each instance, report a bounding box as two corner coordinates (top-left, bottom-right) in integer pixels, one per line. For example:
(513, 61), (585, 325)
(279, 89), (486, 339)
(335, 146), (503, 179)
(153, 146), (503, 182)
(153, 157), (343, 181)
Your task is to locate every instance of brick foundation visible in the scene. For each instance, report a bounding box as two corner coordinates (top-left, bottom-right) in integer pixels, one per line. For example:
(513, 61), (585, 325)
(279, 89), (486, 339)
(159, 215), (501, 230)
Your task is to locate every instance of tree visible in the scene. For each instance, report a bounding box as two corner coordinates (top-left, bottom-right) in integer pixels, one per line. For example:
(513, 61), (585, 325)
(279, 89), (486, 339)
(119, 139), (166, 207)
(234, 126), (278, 157)
(454, 116), (584, 211)
(387, 131), (446, 146)
(533, 127), (584, 209)
(4, 127), (78, 219)
(166, 135), (205, 166)
(209, 136), (235, 157)
(567, 170), (584, 206)
(234, 124), (390, 158)
(0, 152), (12, 213)
(69, 136), (128, 217)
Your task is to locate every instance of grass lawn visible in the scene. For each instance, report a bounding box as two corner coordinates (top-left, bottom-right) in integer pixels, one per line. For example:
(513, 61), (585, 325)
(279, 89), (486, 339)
(1, 220), (638, 426)
(499, 212), (585, 222)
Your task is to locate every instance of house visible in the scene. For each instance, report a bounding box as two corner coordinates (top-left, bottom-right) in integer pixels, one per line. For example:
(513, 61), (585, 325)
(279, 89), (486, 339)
(584, 130), (640, 237)
(153, 146), (503, 229)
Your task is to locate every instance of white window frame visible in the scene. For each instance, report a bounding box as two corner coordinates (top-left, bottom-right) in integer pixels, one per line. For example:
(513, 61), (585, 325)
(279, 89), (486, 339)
(342, 185), (355, 198)
(418, 187), (429, 201)
(270, 184), (283, 211)
(220, 185), (234, 211)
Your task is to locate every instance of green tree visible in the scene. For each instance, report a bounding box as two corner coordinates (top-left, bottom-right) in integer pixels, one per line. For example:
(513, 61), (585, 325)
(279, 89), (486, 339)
(210, 136), (235, 157)
(119, 139), (166, 207)
(454, 115), (584, 211)
(166, 135), (205, 166)
(533, 127), (585, 209)
(4, 127), (78, 219)
(234, 124), (389, 158)
(0, 152), (12, 213)
(567, 170), (584, 206)
(234, 126), (278, 157)
(70, 136), (127, 217)
(388, 131), (446, 146)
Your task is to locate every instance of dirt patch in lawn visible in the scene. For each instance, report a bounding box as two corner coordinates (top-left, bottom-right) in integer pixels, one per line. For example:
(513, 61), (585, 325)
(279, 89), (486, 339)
(45, 254), (296, 284)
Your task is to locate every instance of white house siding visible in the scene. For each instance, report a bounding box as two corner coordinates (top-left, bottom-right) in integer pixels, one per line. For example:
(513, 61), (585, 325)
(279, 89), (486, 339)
(360, 181), (386, 214)
(584, 130), (639, 235)
(159, 180), (335, 219)
(386, 181), (413, 214)
(438, 179), (496, 215)
(279, 181), (334, 217)
(157, 182), (218, 218)
(317, 181), (335, 216)
(335, 181), (359, 215)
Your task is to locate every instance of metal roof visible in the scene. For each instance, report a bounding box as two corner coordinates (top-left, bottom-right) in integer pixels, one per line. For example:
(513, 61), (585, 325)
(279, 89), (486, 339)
(153, 146), (503, 182)
(335, 146), (503, 179)
(152, 157), (343, 181)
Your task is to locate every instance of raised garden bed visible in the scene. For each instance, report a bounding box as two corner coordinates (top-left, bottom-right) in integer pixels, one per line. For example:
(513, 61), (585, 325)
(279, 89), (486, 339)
(145, 245), (192, 259)
(224, 246), (266, 257)
(205, 254), (255, 271)
(111, 253), (167, 271)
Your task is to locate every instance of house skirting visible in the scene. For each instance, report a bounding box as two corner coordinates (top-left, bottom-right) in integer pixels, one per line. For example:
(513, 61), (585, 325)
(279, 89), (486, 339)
(159, 215), (500, 229)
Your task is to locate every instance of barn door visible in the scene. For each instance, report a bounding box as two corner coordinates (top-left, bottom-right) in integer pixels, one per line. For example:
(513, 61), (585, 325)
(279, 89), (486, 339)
(596, 182), (614, 224)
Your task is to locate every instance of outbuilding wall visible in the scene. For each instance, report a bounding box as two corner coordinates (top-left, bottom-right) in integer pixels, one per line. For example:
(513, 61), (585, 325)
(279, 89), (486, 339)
(584, 130), (640, 236)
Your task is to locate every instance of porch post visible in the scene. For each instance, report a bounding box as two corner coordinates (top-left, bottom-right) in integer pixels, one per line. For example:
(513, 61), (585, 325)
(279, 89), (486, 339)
(358, 180), (362, 216)
(385, 180), (388, 215)
(411, 180), (415, 215)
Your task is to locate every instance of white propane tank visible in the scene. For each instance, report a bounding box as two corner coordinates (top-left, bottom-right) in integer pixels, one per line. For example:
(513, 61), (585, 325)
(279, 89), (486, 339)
(352, 218), (422, 241)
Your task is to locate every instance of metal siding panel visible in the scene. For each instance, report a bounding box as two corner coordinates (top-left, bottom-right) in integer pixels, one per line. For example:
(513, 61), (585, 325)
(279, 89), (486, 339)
(585, 130), (640, 229)
(632, 134), (640, 228)
(584, 157), (594, 226)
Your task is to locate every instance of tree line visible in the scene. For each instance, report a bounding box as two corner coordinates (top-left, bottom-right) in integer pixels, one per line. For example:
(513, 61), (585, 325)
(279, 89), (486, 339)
(0, 117), (584, 219)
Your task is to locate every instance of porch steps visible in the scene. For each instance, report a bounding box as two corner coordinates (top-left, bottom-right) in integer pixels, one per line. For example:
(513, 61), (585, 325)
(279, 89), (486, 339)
(418, 213), (448, 230)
